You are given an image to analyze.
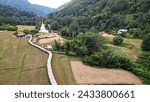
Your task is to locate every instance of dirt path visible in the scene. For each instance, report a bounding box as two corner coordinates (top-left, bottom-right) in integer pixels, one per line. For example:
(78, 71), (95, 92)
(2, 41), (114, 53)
(71, 61), (142, 85)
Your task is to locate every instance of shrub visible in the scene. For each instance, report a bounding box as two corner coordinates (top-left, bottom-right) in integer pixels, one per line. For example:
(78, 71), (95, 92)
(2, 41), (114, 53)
(60, 27), (69, 37)
(52, 40), (63, 51)
(137, 52), (150, 68)
(141, 34), (150, 52)
(0, 24), (17, 31)
(56, 32), (105, 56)
(30, 30), (38, 35)
(23, 29), (30, 35)
(133, 31), (142, 38)
(130, 28), (142, 38)
(83, 49), (131, 69)
(132, 68), (150, 80)
(13, 31), (18, 36)
(113, 35), (124, 45)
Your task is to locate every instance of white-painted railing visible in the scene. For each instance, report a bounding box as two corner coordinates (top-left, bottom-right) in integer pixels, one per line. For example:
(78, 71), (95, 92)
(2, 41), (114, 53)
(28, 35), (57, 85)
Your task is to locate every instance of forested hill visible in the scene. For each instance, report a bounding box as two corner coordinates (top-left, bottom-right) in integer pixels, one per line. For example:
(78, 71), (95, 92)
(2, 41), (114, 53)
(0, 4), (37, 25)
(48, 0), (150, 37)
(0, 0), (55, 16)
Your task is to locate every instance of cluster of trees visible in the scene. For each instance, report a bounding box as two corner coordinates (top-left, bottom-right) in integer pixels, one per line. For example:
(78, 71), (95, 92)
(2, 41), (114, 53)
(47, 0), (150, 38)
(0, 24), (17, 31)
(137, 34), (150, 69)
(53, 32), (104, 55)
(23, 29), (38, 35)
(49, 0), (150, 83)
(0, 4), (37, 26)
(53, 32), (131, 69)
(13, 29), (38, 36)
(83, 49), (131, 69)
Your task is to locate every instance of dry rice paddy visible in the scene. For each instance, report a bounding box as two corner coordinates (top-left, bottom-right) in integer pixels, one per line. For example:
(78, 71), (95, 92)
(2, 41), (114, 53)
(0, 30), (50, 85)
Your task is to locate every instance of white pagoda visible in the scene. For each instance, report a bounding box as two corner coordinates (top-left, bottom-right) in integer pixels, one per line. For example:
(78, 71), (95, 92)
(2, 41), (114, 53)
(39, 22), (49, 33)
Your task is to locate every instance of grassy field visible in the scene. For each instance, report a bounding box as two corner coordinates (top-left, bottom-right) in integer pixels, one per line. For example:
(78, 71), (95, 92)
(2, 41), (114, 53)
(52, 54), (76, 85)
(0, 30), (50, 85)
(17, 25), (35, 32)
(102, 33), (142, 59)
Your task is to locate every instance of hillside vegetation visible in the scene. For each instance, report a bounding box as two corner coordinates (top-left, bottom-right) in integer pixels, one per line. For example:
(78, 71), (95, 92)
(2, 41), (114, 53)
(0, 0), (55, 16)
(48, 0), (150, 38)
(0, 4), (37, 26)
(49, 0), (150, 84)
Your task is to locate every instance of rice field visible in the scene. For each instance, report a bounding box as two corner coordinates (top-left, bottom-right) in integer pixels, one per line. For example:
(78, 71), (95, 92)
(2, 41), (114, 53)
(0, 30), (50, 85)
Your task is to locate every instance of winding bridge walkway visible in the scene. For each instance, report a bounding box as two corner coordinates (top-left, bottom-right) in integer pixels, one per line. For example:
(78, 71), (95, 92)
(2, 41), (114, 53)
(28, 35), (57, 85)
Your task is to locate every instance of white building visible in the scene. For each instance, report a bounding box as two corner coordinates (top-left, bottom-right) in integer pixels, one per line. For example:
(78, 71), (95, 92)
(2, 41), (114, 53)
(118, 29), (128, 34)
(39, 22), (49, 33)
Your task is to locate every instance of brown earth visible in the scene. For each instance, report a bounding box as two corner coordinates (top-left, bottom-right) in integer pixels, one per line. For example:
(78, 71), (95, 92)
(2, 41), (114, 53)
(38, 33), (65, 44)
(71, 61), (142, 85)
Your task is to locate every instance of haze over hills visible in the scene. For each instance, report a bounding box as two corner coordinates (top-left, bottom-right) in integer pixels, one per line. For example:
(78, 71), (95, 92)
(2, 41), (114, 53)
(0, 0), (55, 16)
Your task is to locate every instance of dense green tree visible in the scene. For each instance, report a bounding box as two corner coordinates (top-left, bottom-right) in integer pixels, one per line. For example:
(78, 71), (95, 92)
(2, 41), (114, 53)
(23, 29), (30, 35)
(47, 0), (150, 37)
(137, 52), (150, 68)
(0, 24), (17, 31)
(113, 35), (124, 45)
(51, 21), (60, 30)
(60, 27), (69, 37)
(53, 40), (62, 51)
(68, 21), (79, 37)
(83, 49), (131, 69)
(0, 4), (37, 26)
(77, 33), (103, 55)
(13, 31), (18, 36)
(141, 34), (150, 52)
(63, 41), (71, 54)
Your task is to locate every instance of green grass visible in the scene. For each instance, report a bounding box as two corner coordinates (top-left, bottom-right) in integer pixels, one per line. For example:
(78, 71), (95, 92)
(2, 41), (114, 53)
(52, 54), (76, 85)
(121, 43), (142, 54)
(67, 55), (82, 61)
(58, 56), (68, 84)
(0, 30), (50, 85)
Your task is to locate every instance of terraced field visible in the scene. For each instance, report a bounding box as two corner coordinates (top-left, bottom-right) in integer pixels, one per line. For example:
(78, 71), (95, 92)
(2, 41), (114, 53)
(0, 31), (50, 85)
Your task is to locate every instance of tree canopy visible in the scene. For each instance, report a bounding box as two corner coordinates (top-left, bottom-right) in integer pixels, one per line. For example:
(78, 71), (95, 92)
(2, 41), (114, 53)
(48, 0), (150, 37)
(0, 4), (37, 26)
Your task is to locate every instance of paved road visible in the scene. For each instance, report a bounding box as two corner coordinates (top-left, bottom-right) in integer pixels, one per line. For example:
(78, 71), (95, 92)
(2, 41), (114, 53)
(28, 35), (57, 85)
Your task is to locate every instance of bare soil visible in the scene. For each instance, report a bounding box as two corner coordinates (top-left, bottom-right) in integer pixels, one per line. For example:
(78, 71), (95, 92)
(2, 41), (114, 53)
(38, 33), (65, 44)
(71, 61), (142, 85)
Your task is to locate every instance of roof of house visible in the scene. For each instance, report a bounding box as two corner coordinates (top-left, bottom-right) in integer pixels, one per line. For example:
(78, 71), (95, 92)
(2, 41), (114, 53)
(118, 29), (128, 32)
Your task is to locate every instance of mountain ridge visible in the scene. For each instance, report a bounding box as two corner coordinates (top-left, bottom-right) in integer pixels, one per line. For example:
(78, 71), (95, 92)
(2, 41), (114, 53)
(0, 0), (55, 16)
(48, 0), (150, 37)
(0, 4), (36, 25)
